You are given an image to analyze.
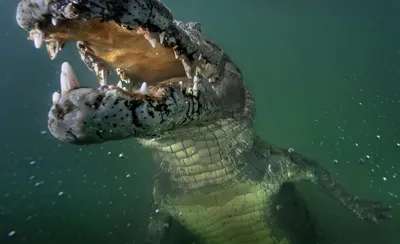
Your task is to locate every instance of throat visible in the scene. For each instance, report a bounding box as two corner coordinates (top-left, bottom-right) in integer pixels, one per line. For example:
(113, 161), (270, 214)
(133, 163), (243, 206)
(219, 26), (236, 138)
(138, 118), (253, 192)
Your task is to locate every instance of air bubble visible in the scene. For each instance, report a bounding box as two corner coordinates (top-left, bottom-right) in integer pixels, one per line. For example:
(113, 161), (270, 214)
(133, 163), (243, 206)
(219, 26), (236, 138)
(34, 181), (43, 187)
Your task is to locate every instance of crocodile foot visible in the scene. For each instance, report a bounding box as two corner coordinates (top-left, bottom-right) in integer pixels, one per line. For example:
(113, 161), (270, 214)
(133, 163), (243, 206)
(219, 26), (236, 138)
(16, 0), (247, 144)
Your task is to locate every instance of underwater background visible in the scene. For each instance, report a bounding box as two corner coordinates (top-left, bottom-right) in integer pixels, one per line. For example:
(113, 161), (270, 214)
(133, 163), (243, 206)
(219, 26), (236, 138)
(0, 0), (399, 243)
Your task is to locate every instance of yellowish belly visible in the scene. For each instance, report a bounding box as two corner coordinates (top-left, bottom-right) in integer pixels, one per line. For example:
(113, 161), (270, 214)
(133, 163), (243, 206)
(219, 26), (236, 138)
(165, 182), (290, 244)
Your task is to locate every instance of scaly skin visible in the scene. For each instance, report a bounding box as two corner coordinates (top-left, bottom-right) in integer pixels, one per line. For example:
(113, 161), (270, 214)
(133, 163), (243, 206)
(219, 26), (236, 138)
(16, 1), (392, 244)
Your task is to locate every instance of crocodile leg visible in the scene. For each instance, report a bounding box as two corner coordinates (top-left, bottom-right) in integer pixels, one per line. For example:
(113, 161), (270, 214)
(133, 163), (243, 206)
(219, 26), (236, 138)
(267, 182), (318, 244)
(251, 136), (392, 224)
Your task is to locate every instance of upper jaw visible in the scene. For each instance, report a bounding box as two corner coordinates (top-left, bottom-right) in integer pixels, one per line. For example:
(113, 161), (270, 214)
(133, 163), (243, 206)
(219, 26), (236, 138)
(16, 0), (229, 90)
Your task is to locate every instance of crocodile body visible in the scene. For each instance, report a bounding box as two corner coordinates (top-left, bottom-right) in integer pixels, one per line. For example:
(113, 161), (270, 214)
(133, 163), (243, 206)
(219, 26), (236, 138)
(15, 1), (391, 244)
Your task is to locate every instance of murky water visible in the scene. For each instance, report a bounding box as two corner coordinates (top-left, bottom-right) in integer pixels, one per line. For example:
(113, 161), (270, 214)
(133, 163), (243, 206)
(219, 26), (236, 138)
(0, 0), (399, 243)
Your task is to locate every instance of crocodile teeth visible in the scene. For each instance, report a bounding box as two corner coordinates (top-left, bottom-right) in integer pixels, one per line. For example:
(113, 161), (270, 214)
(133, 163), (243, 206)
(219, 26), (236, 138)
(33, 32), (43, 49)
(93, 63), (99, 75)
(192, 82), (199, 97)
(138, 27), (157, 48)
(193, 74), (200, 96)
(147, 37), (156, 48)
(97, 69), (108, 86)
(93, 63), (108, 85)
(60, 62), (80, 93)
(29, 29), (43, 49)
(51, 17), (58, 26)
(179, 81), (183, 91)
(173, 46), (180, 59)
(46, 41), (60, 60)
(139, 82), (148, 95)
(159, 32), (165, 44)
(181, 59), (193, 79)
(52, 92), (60, 105)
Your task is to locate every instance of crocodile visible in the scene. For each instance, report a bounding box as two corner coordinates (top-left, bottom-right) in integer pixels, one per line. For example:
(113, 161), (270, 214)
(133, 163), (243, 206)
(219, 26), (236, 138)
(16, 1), (392, 243)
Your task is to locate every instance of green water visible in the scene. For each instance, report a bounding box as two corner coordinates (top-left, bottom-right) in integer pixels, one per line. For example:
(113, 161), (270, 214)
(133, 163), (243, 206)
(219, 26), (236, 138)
(1, 0), (399, 243)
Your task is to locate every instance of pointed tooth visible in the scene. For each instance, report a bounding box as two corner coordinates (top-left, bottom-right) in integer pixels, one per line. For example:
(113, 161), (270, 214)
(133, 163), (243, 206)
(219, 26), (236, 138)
(159, 32), (165, 44)
(181, 59), (192, 79)
(93, 63), (99, 74)
(94, 64), (108, 86)
(173, 46), (179, 59)
(51, 17), (58, 26)
(117, 81), (123, 88)
(179, 81), (183, 91)
(33, 31), (43, 49)
(139, 82), (148, 95)
(192, 82), (199, 97)
(148, 38), (156, 48)
(60, 62), (80, 93)
(193, 74), (200, 96)
(46, 41), (60, 60)
(52, 92), (61, 104)
(97, 69), (108, 86)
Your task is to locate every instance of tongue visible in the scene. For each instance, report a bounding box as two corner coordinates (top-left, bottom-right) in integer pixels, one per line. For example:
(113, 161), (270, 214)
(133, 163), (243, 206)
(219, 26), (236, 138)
(60, 62), (80, 93)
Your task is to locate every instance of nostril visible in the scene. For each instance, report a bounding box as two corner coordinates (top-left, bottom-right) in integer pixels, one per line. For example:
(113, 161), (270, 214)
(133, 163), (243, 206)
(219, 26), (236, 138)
(66, 129), (78, 141)
(52, 104), (66, 120)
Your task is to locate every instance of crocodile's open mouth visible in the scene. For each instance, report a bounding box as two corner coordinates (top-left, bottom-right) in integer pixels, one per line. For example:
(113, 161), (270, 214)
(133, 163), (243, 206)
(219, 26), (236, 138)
(30, 17), (188, 91)
(16, 0), (235, 144)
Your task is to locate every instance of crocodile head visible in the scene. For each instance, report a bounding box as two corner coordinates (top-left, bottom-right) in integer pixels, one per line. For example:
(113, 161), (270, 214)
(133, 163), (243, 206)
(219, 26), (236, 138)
(16, 0), (252, 145)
